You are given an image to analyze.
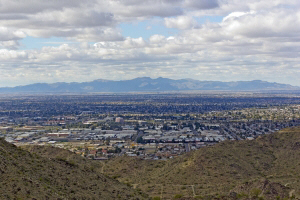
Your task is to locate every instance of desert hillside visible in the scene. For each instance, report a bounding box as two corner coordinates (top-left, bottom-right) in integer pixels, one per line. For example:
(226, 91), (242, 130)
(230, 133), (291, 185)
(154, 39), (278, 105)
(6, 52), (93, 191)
(102, 127), (300, 199)
(18, 127), (300, 199)
(0, 138), (146, 199)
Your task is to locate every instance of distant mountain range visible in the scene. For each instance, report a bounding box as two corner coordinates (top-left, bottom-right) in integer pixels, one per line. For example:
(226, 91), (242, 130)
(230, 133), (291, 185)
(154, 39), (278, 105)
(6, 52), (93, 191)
(0, 77), (299, 93)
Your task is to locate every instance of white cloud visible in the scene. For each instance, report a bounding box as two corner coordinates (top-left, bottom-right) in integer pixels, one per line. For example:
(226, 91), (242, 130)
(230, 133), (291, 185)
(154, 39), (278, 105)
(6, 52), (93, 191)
(0, 40), (20, 49)
(0, 49), (28, 60)
(222, 11), (254, 22)
(0, 27), (26, 41)
(149, 35), (166, 43)
(222, 8), (300, 39)
(0, 0), (222, 43)
(123, 37), (147, 48)
(164, 16), (197, 29)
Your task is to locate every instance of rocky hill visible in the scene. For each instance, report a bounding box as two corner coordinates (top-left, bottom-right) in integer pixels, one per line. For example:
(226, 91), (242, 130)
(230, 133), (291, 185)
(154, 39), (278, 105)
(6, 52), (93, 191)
(102, 127), (300, 199)
(0, 139), (147, 199)
(0, 77), (299, 93)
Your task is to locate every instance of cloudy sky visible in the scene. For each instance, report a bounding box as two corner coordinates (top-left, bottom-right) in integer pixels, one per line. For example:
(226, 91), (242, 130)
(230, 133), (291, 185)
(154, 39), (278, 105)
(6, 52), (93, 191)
(0, 0), (300, 87)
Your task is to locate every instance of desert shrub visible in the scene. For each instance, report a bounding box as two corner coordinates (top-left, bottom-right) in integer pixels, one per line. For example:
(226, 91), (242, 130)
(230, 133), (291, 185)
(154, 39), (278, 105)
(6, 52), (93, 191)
(174, 194), (183, 199)
(251, 188), (262, 197)
(237, 192), (248, 198)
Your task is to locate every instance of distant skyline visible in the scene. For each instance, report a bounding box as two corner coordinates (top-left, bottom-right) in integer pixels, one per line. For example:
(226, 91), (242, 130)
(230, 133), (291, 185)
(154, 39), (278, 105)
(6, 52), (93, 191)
(0, 0), (300, 87)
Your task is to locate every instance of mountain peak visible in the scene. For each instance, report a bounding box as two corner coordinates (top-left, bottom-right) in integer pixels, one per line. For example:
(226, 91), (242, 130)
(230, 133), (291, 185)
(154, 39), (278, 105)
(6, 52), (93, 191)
(132, 77), (152, 80)
(94, 79), (110, 82)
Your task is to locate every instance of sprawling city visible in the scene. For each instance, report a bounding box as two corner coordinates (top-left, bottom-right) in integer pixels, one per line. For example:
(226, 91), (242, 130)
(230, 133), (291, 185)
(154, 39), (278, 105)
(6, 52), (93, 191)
(1, 93), (300, 161)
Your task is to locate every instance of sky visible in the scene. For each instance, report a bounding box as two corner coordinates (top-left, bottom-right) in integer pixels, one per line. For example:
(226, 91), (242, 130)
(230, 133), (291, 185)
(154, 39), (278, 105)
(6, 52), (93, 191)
(0, 0), (300, 87)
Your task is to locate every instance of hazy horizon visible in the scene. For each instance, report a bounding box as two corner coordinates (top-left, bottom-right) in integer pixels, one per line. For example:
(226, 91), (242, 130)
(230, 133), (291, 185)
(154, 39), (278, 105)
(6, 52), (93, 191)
(1, 77), (298, 88)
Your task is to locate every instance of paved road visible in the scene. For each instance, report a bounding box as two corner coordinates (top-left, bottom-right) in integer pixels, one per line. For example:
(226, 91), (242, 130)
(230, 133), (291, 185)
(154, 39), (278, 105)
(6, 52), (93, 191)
(185, 143), (190, 152)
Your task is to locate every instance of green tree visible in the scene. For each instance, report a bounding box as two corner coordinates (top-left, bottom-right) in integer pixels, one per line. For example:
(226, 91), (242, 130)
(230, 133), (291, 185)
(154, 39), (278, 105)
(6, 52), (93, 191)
(105, 137), (110, 145)
(137, 137), (144, 144)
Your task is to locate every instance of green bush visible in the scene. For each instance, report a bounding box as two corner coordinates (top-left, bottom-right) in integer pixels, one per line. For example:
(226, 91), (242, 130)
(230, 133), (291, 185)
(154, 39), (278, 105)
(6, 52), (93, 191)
(174, 194), (183, 199)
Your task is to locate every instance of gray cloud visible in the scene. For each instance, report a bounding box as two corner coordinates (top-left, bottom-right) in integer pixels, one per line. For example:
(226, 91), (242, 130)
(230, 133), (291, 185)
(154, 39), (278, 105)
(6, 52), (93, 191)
(0, 0), (85, 14)
(184, 0), (219, 10)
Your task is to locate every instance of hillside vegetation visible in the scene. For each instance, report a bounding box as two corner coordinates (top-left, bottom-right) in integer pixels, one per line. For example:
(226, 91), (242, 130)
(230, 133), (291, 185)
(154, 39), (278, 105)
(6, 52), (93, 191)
(0, 139), (147, 199)
(103, 127), (300, 199)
